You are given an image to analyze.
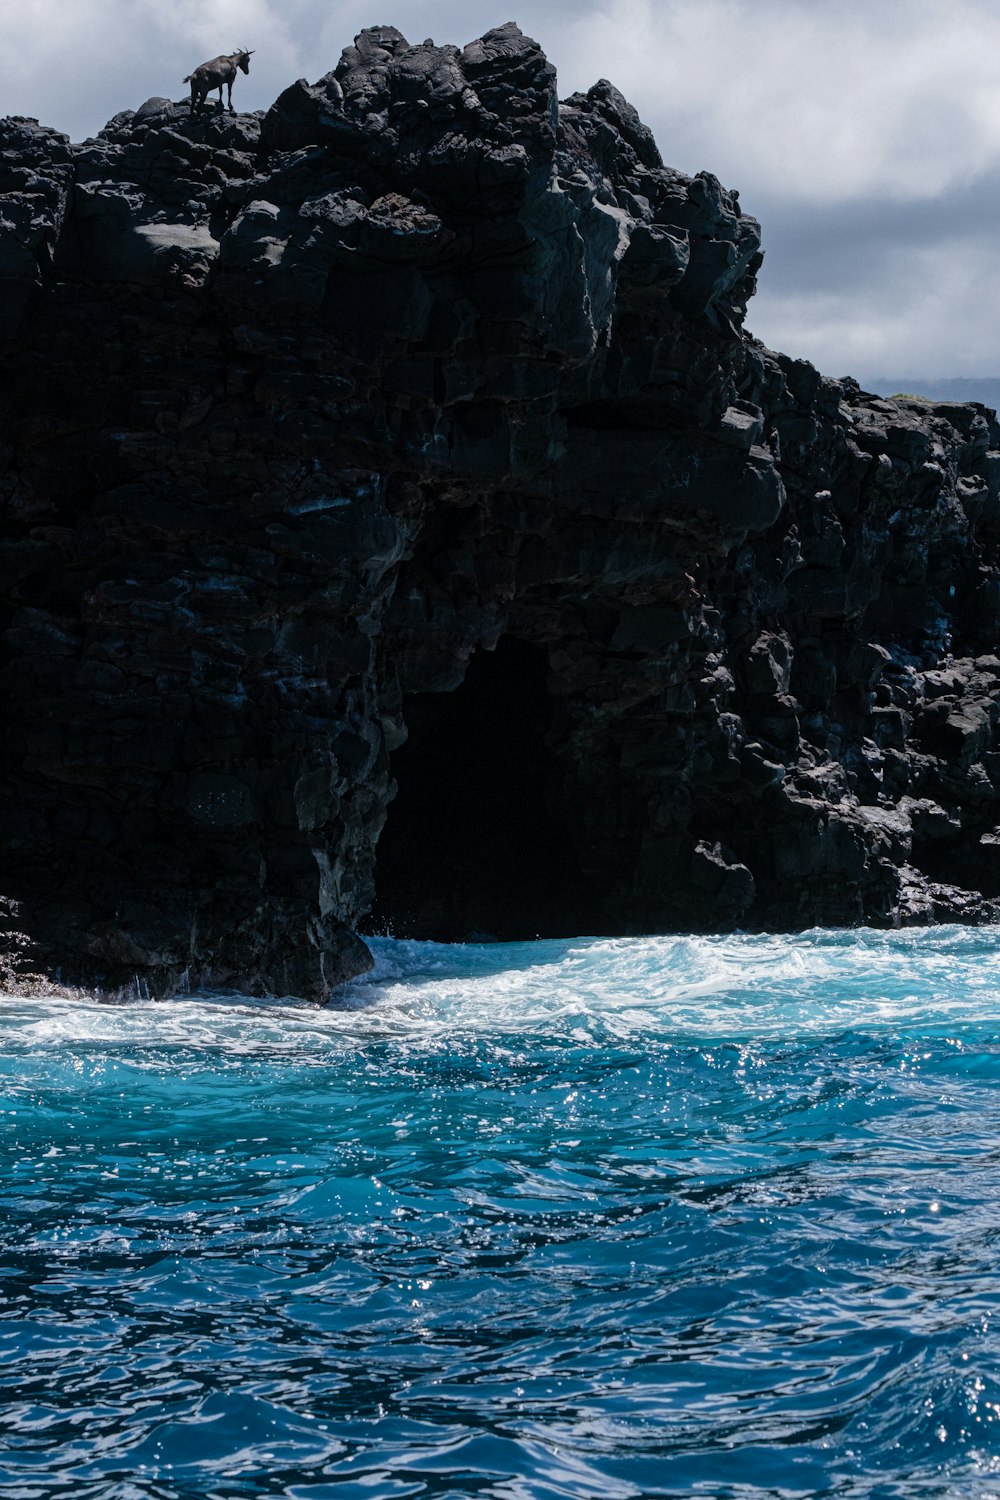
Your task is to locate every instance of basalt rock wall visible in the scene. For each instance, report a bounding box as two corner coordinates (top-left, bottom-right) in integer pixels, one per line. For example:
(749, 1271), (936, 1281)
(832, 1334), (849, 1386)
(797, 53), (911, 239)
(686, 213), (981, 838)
(3, 23), (1000, 998)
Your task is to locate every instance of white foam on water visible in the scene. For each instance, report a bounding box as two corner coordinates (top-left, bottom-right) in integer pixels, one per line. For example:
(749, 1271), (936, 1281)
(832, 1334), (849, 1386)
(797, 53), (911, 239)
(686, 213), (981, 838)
(2, 926), (1000, 1056)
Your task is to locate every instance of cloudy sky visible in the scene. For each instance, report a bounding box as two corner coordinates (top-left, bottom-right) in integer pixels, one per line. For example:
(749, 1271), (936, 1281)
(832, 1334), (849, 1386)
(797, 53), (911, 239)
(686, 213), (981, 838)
(4, 0), (997, 382)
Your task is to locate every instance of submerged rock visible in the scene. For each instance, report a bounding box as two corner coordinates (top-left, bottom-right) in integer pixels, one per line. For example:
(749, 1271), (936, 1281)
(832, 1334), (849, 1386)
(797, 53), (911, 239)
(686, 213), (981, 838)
(2, 25), (1000, 997)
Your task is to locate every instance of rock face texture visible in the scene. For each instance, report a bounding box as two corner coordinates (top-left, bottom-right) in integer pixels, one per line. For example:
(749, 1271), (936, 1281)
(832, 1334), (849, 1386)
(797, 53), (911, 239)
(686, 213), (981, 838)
(4, 23), (1000, 997)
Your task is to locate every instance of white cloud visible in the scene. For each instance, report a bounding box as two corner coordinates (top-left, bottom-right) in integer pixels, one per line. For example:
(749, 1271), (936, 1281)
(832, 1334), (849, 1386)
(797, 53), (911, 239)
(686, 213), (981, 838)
(554, 0), (1000, 204)
(751, 237), (1000, 379)
(556, 0), (1000, 204)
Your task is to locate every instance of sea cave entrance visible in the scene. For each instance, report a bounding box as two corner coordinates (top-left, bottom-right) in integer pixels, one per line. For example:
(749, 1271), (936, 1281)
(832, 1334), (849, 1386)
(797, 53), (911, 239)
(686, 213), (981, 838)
(368, 635), (585, 941)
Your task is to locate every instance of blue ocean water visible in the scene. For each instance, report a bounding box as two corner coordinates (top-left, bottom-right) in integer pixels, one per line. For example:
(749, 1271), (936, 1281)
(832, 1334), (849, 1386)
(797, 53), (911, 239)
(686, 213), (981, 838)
(2, 929), (1000, 1499)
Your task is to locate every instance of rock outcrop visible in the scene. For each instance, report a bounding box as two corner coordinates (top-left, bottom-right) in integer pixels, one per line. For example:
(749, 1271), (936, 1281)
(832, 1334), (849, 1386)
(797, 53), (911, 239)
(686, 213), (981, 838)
(3, 23), (1000, 998)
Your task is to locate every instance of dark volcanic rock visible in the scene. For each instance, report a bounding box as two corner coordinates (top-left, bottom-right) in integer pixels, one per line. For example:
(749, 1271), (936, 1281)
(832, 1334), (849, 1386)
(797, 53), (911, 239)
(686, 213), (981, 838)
(3, 24), (1000, 998)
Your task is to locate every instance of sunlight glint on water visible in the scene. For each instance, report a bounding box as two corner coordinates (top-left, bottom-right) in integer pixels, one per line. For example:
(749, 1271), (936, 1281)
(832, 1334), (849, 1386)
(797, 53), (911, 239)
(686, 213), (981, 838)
(2, 927), (1000, 1498)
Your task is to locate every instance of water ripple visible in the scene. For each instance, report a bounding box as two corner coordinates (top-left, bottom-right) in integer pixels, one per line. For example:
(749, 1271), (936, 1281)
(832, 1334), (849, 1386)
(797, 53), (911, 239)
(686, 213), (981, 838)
(3, 929), (1000, 1496)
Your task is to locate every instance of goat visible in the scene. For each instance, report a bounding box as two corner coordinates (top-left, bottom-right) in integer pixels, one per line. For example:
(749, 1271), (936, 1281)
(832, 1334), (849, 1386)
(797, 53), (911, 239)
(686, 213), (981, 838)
(184, 48), (254, 114)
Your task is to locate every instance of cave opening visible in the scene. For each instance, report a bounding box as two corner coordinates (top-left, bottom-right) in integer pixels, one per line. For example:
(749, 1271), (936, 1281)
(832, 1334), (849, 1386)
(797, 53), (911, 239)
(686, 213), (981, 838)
(367, 635), (586, 941)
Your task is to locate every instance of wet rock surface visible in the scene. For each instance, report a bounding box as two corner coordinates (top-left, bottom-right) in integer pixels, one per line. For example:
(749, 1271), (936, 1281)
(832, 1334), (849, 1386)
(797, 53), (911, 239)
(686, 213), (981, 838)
(3, 24), (1000, 997)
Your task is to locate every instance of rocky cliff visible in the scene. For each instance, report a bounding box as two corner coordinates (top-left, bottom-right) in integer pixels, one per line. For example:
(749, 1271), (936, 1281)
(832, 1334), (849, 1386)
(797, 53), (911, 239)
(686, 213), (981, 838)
(3, 23), (1000, 999)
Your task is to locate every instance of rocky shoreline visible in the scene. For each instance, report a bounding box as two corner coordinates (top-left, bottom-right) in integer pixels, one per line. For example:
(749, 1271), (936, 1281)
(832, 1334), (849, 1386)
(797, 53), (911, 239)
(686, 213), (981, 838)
(3, 23), (1000, 999)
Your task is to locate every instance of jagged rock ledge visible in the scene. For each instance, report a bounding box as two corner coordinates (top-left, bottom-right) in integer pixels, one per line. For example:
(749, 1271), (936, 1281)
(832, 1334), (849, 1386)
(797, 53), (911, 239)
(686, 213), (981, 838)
(3, 22), (1000, 1000)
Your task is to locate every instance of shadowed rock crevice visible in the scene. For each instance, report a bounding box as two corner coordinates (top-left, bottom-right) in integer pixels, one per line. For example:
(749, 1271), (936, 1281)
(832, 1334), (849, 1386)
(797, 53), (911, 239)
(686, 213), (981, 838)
(368, 637), (587, 941)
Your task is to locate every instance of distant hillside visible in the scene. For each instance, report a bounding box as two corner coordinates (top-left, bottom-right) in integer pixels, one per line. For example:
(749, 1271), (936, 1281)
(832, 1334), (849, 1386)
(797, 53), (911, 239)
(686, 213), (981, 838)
(866, 377), (1000, 410)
